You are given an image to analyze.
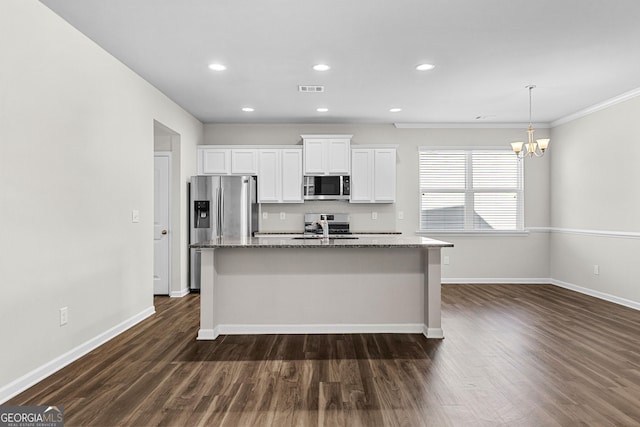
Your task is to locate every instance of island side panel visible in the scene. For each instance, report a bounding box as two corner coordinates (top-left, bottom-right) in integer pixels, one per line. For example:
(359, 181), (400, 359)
(423, 247), (444, 339)
(213, 247), (424, 331)
(197, 249), (219, 340)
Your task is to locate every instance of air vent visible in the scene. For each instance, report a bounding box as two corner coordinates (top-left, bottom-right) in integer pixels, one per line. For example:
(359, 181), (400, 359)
(298, 85), (325, 93)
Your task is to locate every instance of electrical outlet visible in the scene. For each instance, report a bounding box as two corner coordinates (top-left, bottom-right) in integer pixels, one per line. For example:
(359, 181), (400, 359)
(280, 212), (286, 220)
(262, 212), (268, 220)
(443, 256), (450, 265)
(398, 211), (404, 220)
(371, 212), (378, 220)
(60, 307), (68, 326)
(594, 264), (600, 275)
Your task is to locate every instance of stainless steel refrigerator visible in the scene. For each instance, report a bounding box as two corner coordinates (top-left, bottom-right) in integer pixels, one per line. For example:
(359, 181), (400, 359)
(189, 175), (258, 290)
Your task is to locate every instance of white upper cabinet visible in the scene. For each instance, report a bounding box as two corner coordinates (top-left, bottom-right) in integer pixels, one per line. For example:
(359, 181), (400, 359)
(302, 140), (325, 174)
(258, 147), (303, 203)
(257, 149), (280, 202)
(302, 135), (352, 175)
(281, 148), (304, 203)
(373, 148), (396, 202)
(349, 146), (397, 203)
(327, 139), (351, 173)
(197, 140), (393, 204)
(350, 149), (373, 202)
(231, 149), (258, 174)
(199, 148), (230, 174)
(197, 146), (258, 175)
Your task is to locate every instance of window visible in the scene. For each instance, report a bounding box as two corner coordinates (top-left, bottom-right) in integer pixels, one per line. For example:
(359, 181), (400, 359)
(419, 148), (523, 232)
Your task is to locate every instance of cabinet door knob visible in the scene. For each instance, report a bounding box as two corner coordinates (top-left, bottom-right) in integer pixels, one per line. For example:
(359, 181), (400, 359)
(162, 230), (168, 235)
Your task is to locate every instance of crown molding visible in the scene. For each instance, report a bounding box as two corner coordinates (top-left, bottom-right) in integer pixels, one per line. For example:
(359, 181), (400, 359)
(394, 122), (551, 129)
(551, 87), (640, 127)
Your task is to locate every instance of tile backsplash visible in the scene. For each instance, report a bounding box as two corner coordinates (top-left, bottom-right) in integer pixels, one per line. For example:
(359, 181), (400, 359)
(258, 200), (397, 232)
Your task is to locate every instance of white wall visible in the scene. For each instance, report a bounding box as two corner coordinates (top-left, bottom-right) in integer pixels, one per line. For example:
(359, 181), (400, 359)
(204, 123), (551, 282)
(550, 96), (640, 307)
(0, 0), (202, 400)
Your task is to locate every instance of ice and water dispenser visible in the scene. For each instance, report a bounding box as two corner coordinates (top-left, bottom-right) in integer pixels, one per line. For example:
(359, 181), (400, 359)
(194, 200), (210, 228)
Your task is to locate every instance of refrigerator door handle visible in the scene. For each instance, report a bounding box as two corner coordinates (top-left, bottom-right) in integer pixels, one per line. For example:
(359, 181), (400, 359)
(215, 187), (221, 237)
(220, 186), (225, 236)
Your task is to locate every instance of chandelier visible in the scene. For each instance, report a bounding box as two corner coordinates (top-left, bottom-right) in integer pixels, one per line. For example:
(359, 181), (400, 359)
(510, 85), (550, 159)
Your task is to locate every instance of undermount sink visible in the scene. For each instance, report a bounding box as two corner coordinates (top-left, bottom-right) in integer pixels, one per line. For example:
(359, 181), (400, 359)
(292, 236), (359, 240)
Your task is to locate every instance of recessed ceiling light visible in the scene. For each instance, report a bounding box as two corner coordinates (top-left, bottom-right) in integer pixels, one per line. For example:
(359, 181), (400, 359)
(208, 63), (227, 71)
(241, 107), (254, 112)
(415, 63), (435, 71)
(313, 64), (331, 71)
(316, 107), (329, 112)
(389, 108), (402, 113)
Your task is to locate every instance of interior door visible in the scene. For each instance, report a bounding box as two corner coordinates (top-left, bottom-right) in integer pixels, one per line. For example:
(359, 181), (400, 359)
(154, 154), (170, 295)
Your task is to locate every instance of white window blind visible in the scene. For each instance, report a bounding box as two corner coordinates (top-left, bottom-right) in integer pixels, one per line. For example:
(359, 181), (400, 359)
(419, 149), (523, 231)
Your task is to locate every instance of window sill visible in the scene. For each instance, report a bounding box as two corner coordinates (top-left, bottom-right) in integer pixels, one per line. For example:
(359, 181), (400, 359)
(416, 230), (530, 237)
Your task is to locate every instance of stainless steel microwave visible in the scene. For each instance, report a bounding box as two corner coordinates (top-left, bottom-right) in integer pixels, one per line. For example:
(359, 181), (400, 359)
(303, 176), (350, 200)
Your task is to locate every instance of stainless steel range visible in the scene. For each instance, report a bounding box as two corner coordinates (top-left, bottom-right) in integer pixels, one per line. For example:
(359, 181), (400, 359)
(303, 213), (351, 236)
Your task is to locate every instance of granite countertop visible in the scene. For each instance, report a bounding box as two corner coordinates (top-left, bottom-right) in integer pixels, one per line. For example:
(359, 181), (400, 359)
(190, 235), (453, 249)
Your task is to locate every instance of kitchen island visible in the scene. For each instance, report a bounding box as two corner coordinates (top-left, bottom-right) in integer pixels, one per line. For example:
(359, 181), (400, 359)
(191, 236), (453, 340)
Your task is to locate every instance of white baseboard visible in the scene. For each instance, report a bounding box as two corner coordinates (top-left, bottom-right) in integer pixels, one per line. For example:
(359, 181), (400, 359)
(197, 328), (219, 340)
(0, 306), (155, 405)
(170, 288), (190, 298)
(442, 278), (552, 284)
(550, 279), (640, 311)
(423, 326), (444, 339)
(214, 323), (425, 336)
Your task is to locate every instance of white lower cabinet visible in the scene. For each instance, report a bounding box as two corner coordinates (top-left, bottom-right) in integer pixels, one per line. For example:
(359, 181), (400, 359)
(258, 148), (303, 203)
(350, 147), (397, 203)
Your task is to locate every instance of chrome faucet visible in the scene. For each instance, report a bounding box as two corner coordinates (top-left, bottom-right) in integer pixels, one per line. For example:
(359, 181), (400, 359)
(313, 214), (330, 238)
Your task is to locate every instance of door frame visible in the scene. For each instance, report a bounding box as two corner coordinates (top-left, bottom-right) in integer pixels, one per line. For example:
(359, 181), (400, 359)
(154, 151), (172, 295)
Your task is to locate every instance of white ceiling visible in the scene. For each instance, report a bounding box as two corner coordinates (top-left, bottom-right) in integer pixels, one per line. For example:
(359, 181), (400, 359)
(39, 0), (640, 125)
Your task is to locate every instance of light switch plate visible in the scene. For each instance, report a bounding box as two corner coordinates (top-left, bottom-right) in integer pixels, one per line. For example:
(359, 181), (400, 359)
(280, 212), (286, 220)
(60, 307), (68, 326)
(131, 210), (140, 223)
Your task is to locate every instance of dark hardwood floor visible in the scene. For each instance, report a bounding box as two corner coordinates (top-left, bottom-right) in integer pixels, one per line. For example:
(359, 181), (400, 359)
(8, 284), (640, 426)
